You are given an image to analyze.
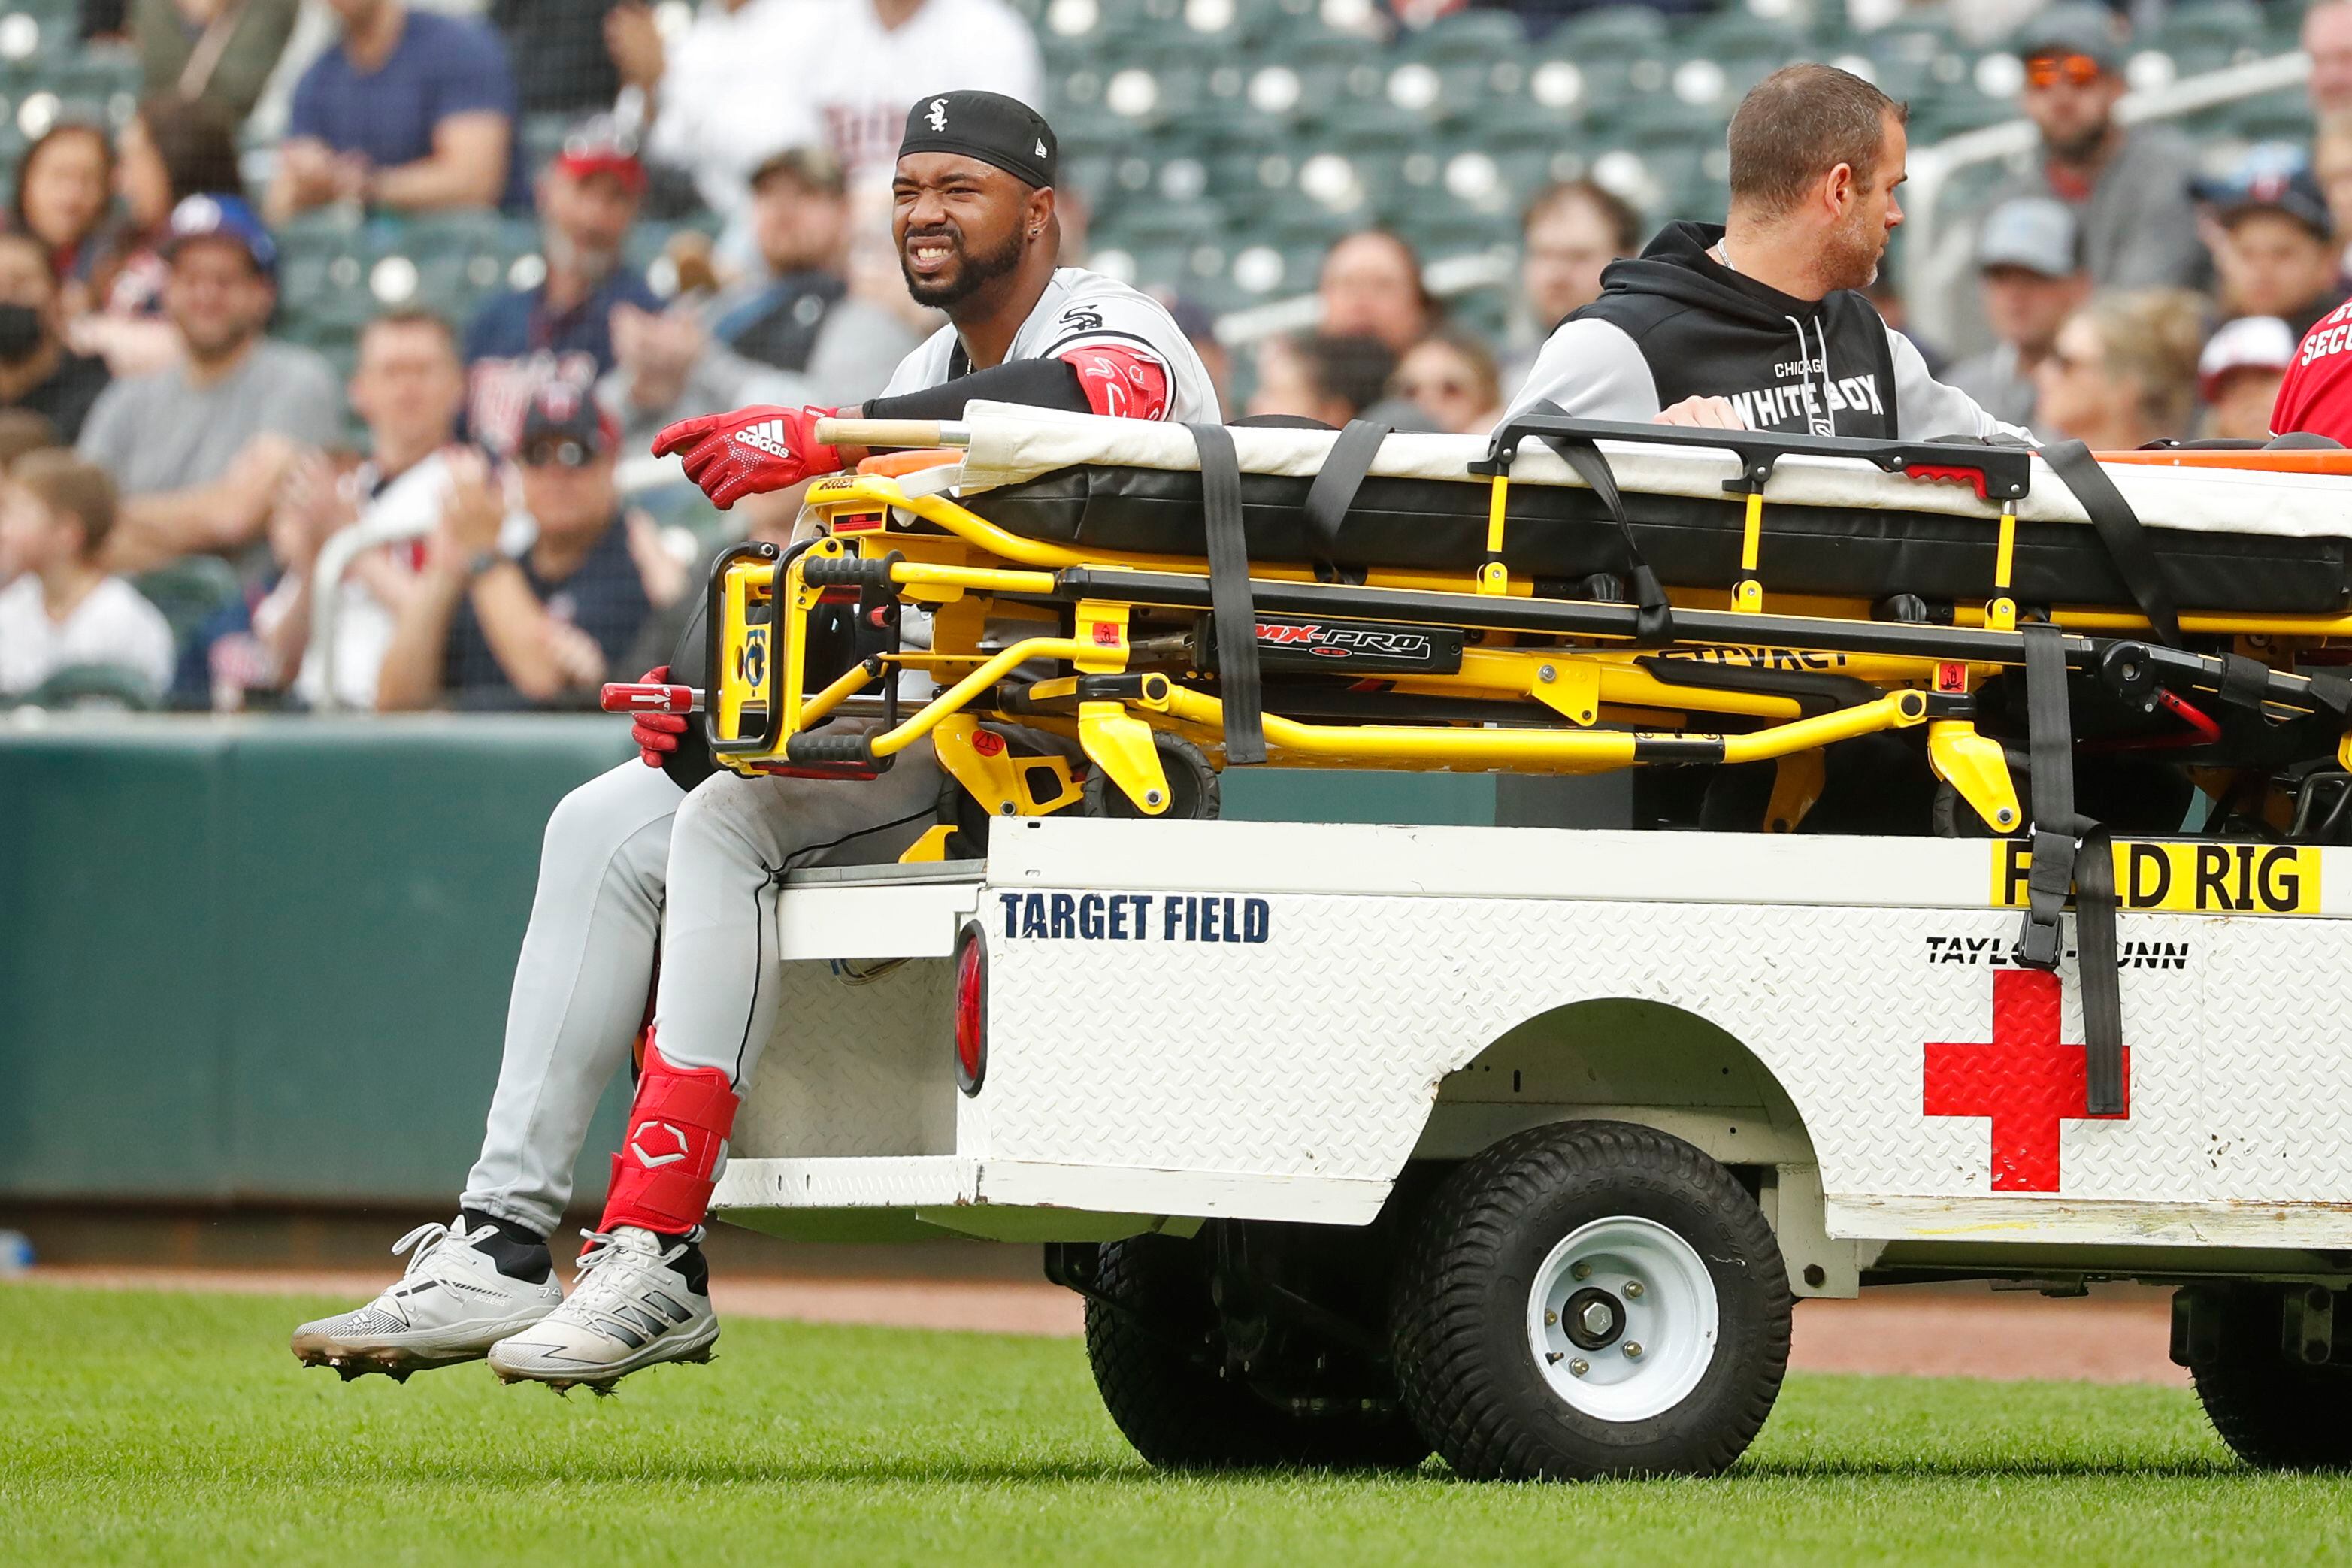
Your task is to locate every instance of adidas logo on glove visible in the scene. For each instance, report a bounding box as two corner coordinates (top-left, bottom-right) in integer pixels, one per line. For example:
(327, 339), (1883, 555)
(734, 419), (796, 460)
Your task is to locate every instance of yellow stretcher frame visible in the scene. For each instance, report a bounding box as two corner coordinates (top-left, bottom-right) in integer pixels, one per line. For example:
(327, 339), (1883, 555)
(706, 450), (2352, 843)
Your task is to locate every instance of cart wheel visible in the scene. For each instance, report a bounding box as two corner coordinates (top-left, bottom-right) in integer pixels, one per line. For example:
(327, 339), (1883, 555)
(2185, 1284), (2352, 1469)
(1085, 1234), (1427, 1471)
(1390, 1121), (1790, 1481)
(1082, 733), (1221, 820)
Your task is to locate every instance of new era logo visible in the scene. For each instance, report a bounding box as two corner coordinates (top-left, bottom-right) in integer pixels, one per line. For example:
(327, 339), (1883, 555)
(1035, 139), (1048, 157)
(734, 419), (795, 460)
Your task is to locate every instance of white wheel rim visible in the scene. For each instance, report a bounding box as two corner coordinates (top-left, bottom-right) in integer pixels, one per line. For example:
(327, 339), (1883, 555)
(1525, 1215), (1719, 1422)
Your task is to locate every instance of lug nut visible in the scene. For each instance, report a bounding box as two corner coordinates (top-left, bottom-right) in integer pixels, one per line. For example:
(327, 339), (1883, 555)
(1570, 1261), (1591, 1281)
(1623, 1341), (1644, 1360)
(1568, 1358), (1589, 1377)
(1544, 1309), (1558, 1326)
(1623, 1281), (1644, 1300)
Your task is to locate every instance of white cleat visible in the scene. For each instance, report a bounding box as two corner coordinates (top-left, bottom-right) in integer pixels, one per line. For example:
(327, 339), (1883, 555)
(292, 1218), (562, 1380)
(486, 1227), (717, 1394)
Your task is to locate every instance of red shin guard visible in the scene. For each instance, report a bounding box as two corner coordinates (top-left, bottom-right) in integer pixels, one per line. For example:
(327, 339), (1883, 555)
(599, 1036), (740, 1236)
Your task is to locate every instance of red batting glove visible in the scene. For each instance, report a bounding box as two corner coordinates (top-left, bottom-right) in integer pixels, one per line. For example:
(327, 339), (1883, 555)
(651, 404), (843, 510)
(629, 665), (689, 767)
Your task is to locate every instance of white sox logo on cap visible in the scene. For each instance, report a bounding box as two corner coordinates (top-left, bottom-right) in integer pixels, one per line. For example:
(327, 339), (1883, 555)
(926, 98), (949, 132)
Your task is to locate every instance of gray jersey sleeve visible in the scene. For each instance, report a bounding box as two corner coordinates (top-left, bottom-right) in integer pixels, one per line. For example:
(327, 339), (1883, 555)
(1886, 328), (2035, 443)
(1498, 319), (1662, 425)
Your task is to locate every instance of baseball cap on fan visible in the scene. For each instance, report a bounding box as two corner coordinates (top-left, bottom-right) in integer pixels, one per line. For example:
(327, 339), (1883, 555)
(162, 193), (277, 276)
(552, 115), (645, 195)
(2014, 4), (2123, 75)
(517, 380), (617, 465)
(2196, 146), (2335, 239)
(1975, 197), (2079, 277)
(2198, 316), (2296, 400)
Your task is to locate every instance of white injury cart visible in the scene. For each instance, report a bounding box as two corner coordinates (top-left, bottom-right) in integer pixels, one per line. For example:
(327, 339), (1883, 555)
(712, 814), (2352, 1479)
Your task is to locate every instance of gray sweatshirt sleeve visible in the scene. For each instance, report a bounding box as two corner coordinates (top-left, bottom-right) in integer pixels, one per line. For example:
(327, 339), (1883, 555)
(1498, 318), (1661, 425)
(1887, 328), (2036, 443)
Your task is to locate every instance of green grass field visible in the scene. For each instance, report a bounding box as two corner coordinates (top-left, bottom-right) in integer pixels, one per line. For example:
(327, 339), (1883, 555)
(2, 1282), (2342, 1566)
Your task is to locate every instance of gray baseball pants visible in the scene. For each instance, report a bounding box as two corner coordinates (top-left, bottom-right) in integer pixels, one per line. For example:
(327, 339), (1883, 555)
(457, 740), (942, 1236)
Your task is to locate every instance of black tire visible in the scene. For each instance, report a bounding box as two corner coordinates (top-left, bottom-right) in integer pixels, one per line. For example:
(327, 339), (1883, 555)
(1390, 1121), (1790, 1481)
(1082, 733), (1221, 820)
(2187, 1284), (2352, 1469)
(1086, 1234), (1428, 1471)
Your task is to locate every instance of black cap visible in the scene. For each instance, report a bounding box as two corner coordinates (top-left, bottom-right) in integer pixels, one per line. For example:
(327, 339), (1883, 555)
(898, 91), (1057, 189)
(518, 379), (616, 458)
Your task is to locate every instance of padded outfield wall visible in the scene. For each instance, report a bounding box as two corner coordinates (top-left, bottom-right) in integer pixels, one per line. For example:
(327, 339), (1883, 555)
(0, 717), (1624, 1206)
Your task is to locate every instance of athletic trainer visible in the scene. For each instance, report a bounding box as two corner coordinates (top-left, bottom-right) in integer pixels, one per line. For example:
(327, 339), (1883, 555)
(289, 92), (1217, 1384)
(1506, 63), (2027, 441)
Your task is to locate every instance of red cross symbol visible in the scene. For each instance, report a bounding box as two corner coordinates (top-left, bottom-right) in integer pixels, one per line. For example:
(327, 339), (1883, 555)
(1923, 970), (2130, 1193)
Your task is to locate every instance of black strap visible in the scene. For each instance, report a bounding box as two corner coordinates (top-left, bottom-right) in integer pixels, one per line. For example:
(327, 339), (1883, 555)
(1302, 418), (1392, 561)
(1513, 404), (1672, 643)
(2041, 440), (2182, 648)
(1190, 422), (1264, 765)
(2014, 621), (2126, 1116)
(2216, 652), (2270, 712)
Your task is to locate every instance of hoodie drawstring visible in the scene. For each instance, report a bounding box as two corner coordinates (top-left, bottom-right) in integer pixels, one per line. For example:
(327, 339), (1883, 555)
(1784, 314), (1836, 437)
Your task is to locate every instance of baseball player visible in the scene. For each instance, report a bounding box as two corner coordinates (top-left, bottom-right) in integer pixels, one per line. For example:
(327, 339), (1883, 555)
(290, 92), (1218, 1384)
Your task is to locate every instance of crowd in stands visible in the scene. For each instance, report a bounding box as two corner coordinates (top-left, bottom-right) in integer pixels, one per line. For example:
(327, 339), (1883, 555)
(1, 0), (2349, 715)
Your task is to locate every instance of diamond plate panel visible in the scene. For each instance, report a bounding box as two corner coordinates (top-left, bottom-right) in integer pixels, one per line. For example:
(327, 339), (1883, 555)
(979, 894), (2214, 1209)
(2199, 919), (2352, 1204)
(731, 958), (956, 1158)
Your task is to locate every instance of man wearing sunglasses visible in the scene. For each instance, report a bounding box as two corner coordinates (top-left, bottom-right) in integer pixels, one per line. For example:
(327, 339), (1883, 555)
(376, 380), (675, 710)
(2004, 5), (2202, 297)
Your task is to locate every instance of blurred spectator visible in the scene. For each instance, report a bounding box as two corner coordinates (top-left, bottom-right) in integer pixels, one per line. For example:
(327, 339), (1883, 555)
(1247, 331), (1396, 425)
(0, 451), (174, 703)
(77, 95), (250, 376)
(1391, 329), (1503, 436)
(1319, 230), (1436, 353)
(265, 0), (524, 222)
(2309, 0), (2352, 119)
(1158, 293), (1230, 419)
(1866, 274), (1945, 376)
(602, 147), (916, 451)
(1512, 179), (1641, 377)
(0, 410), (62, 473)
(2005, 6), (2203, 293)
(2316, 115), (2352, 286)
(12, 122), (116, 286)
(377, 383), (675, 710)
(492, 0), (622, 114)
(2033, 289), (2205, 450)
(132, 0), (301, 123)
(0, 232), (112, 444)
(250, 309), (468, 708)
(465, 126), (660, 457)
(2198, 316), (2296, 442)
(1944, 198), (2087, 431)
(620, 0), (1043, 225)
(76, 195), (340, 573)
(2204, 164), (2341, 337)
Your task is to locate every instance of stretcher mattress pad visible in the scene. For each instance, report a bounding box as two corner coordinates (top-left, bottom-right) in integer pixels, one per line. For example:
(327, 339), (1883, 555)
(937, 406), (2352, 614)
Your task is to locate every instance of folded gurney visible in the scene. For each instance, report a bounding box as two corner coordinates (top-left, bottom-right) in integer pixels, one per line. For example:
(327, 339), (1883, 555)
(634, 407), (2352, 858)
